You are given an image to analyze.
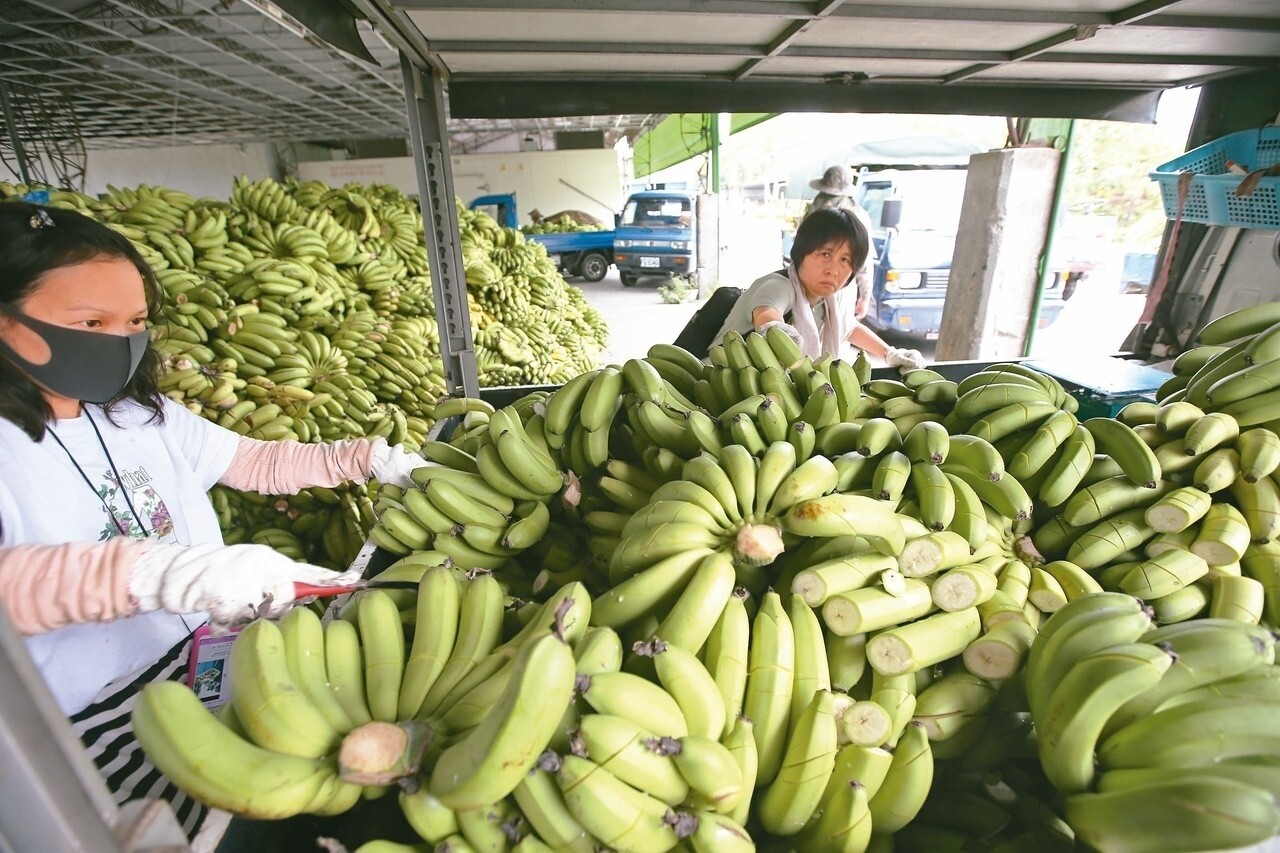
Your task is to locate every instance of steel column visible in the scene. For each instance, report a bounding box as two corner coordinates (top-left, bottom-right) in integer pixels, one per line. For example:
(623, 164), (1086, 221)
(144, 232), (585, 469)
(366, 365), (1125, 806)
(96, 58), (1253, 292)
(0, 605), (189, 851)
(400, 52), (479, 398)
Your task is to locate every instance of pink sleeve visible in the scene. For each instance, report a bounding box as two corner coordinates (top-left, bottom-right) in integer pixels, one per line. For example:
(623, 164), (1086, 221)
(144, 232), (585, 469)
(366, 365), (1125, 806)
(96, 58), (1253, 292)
(0, 538), (146, 635)
(218, 437), (375, 495)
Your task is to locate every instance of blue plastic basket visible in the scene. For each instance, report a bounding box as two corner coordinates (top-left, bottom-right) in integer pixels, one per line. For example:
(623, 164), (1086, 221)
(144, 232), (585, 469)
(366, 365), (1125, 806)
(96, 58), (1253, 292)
(1148, 127), (1280, 229)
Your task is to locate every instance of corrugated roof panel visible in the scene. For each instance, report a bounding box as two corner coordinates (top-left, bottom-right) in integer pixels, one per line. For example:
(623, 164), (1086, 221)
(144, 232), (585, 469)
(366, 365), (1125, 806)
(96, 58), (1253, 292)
(405, 10), (783, 44)
(794, 18), (1066, 51)
(1052, 24), (1280, 57)
(972, 60), (1227, 84)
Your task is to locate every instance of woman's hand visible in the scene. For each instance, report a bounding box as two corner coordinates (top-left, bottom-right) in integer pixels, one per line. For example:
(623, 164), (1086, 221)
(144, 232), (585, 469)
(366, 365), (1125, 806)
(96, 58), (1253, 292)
(884, 346), (927, 370)
(369, 438), (427, 488)
(759, 319), (804, 347)
(128, 543), (361, 625)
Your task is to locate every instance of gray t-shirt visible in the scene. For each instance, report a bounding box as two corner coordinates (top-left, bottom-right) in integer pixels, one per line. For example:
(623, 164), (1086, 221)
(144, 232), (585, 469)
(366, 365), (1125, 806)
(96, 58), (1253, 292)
(712, 270), (829, 347)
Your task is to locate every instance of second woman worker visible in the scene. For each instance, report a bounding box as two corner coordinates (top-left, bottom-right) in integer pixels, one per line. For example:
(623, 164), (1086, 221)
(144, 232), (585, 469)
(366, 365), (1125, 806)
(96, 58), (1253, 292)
(713, 206), (926, 369)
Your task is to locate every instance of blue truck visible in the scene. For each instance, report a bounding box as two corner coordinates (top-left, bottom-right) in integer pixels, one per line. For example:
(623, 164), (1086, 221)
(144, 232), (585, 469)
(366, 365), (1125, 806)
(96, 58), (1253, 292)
(470, 189), (697, 286)
(469, 193), (617, 282)
(611, 190), (698, 287)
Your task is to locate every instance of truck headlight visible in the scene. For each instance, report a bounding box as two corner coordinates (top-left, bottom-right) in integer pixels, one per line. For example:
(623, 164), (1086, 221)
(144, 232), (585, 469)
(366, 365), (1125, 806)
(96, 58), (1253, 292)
(670, 241), (689, 250)
(886, 271), (924, 291)
(615, 239), (632, 248)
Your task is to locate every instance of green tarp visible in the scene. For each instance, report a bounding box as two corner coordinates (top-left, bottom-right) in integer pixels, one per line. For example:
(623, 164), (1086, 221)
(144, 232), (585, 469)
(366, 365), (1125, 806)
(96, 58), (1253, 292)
(633, 113), (774, 178)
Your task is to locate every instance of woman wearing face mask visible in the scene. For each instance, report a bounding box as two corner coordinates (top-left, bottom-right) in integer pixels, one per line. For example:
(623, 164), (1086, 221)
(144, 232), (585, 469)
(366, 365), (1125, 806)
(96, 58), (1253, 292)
(713, 207), (926, 369)
(0, 201), (424, 837)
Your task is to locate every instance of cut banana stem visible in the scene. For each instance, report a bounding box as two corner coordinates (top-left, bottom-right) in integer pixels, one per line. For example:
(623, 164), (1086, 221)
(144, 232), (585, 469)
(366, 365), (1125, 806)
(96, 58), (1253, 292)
(866, 608), (982, 676)
(931, 564), (998, 612)
(1209, 574), (1266, 624)
(821, 580), (935, 636)
(792, 554), (898, 607)
(963, 619), (1037, 680)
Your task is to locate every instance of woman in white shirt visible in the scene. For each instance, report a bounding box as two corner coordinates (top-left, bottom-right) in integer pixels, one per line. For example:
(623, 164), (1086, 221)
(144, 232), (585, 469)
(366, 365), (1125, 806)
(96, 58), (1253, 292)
(0, 200), (423, 837)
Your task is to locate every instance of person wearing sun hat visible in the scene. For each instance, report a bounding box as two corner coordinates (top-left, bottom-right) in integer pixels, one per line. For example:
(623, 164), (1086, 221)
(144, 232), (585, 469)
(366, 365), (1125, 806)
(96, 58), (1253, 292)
(805, 165), (878, 321)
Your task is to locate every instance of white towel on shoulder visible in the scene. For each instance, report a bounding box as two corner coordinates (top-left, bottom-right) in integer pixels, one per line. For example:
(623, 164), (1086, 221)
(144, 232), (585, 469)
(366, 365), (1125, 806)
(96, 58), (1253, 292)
(787, 264), (845, 359)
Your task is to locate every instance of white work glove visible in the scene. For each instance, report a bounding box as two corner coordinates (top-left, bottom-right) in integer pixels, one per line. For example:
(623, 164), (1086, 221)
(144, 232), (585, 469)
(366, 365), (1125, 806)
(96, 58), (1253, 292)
(885, 346), (927, 371)
(759, 320), (804, 347)
(128, 542), (361, 625)
(369, 437), (427, 489)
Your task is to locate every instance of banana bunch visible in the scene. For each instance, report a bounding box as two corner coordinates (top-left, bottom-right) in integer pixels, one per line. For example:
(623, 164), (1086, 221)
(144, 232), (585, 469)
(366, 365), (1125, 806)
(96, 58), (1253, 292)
(522, 215), (604, 234)
(1022, 596), (1280, 852)
(1029, 396), (1280, 623)
(368, 401), (561, 568)
(859, 366), (958, 432)
(231, 175), (301, 224)
(1158, 302), (1280, 428)
(157, 357), (243, 412)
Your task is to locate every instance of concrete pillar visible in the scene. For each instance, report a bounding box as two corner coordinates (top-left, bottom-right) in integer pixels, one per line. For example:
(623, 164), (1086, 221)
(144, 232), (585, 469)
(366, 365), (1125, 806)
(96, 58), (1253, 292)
(696, 192), (719, 296)
(935, 148), (1060, 362)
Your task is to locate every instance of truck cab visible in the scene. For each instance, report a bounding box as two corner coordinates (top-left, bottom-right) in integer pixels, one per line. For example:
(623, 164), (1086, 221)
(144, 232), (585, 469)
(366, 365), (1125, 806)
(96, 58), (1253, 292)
(612, 190), (697, 287)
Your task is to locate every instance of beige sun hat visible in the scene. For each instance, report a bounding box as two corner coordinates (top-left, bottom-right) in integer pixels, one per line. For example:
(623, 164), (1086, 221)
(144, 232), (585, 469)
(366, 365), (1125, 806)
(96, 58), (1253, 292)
(809, 164), (858, 197)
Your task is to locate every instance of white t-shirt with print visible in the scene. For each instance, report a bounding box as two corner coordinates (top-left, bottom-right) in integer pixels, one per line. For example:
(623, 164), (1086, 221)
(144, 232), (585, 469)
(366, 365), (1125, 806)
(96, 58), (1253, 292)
(0, 397), (240, 713)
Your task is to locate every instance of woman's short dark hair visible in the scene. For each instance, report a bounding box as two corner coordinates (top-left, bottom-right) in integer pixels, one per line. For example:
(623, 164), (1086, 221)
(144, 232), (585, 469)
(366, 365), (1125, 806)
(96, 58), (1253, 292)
(790, 206), (870, 278)
(0, 200), (166, 441)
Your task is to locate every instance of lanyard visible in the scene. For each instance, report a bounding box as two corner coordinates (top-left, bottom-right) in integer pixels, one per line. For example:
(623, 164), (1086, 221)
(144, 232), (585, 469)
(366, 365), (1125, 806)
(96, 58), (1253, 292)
(46, 409), (150, 539)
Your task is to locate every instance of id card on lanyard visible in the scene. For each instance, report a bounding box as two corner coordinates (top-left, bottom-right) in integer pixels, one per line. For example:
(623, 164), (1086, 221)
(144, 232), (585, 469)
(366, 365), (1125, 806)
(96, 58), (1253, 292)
(186, 624), (240, 708)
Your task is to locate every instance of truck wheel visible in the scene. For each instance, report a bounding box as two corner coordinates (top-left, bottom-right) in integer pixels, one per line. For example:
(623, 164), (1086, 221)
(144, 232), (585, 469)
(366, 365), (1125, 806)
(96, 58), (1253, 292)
(579, 253), (609, 282)
(620, 272), (639, 287)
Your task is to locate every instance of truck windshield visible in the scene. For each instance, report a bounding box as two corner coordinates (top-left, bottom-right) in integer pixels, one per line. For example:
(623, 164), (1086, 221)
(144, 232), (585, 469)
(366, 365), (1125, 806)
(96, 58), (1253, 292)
(860, 170), (969, 235)
(622, 197), (692, 228)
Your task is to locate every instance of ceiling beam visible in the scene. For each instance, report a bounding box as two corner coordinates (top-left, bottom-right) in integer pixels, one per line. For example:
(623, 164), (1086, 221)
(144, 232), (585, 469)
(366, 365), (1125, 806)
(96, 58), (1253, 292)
(942, 0), (1188, 84)
(422, 38), (1272, 69)
(448, 78), (1163, 123)
(392, 0), (1279, 30)
(733, 0), (846, 80)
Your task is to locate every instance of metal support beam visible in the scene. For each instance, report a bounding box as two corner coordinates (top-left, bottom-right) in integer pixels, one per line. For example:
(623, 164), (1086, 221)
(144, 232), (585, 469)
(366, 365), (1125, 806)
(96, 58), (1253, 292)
(400, 52), (479, 398)
(448, 79), (1164, 124)
(0, 80), (32, 184)
(0, 604), (187, 852)
(734, 0), (846, 80)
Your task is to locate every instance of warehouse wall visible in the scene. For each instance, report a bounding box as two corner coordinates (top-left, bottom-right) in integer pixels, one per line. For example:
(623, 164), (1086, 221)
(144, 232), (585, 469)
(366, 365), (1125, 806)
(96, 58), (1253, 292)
(82, 142), (277, 199)
(298, 148), (626, 225)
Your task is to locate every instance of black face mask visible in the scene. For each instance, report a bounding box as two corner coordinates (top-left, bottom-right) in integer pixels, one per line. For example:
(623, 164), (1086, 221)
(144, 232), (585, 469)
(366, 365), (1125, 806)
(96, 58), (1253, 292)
(0, 306), (149, 404)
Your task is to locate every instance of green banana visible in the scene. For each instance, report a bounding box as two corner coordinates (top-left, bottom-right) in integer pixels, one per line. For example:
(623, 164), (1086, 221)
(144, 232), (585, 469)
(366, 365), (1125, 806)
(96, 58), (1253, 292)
(866, 720), (934, 834)
(1083, 418), (1162, 488)
(1066, 777), (1279, 853)
(132, 681), (333, 820)
(574, 713), (689, 805)
(758, 689), (839, 835)
(512, 762), (594, 853)
(230, 618), (340, 758)
(744, 590), (796, 786)
(557, 755), (679, 851)
(1035, 641), (1174, 794)
(429, 628), (577, 809)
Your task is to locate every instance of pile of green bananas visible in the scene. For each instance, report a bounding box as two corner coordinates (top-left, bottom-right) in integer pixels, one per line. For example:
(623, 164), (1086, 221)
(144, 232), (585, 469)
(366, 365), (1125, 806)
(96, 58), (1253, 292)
(522, 215), (604, 235)
(131, 318), (1280, 850)
(1, 178), (608, 568)
(1025, 596), (1280, 852)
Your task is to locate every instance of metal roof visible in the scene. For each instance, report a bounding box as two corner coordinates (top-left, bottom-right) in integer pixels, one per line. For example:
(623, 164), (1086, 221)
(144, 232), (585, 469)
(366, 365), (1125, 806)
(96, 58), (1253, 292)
(358, 0), (1280, 122)
(2, 0), (1277, 163)
(0, 0), (661, 155)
